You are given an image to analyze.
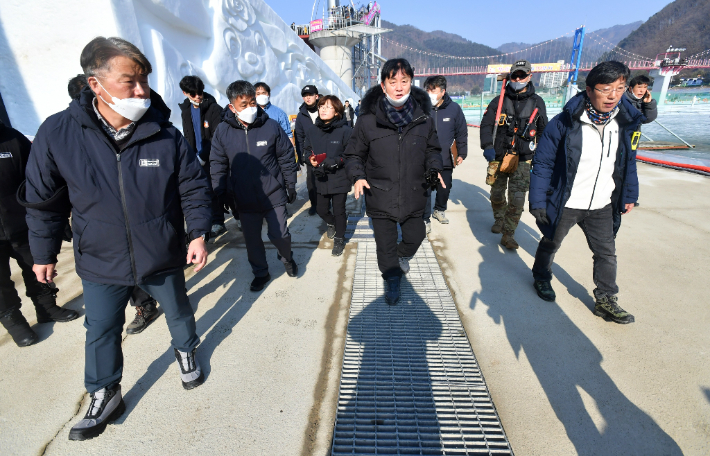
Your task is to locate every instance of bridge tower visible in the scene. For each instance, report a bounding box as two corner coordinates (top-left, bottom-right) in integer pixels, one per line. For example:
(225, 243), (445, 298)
(565, 26), (585, 102)
(649, 47), (688, 106)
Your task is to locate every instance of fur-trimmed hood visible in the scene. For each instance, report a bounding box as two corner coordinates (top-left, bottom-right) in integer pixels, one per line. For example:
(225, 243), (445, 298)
(360, 85), (432, 117)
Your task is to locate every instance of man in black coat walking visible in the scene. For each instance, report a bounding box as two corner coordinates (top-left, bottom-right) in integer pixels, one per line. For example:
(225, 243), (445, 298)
(422, 75), (468, 232)
(25, 37), (212, 440)
(345, 58), (444, 305)
(179, 75), (227, 238)
(211, 81), (299, 292)
(294, 85), (320, 215)
(0, 120), (79, 347)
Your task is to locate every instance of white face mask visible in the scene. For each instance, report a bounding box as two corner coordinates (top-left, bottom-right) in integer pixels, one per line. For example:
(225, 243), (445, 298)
(190, 99), (200, 107)
(235, 105), (258, 124)
(96, 79), (151, 122)
(256, 95), (270, 106)
(384, 90), (410, 108)
(428, 93), (440, 106)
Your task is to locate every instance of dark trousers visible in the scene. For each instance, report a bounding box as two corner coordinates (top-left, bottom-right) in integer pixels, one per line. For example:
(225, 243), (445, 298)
(371, 216), (426, 279)
(316, 192), (348, 238)
(239, 205), (292, 278)
(532, 204), (618, 300)
(129, 286), (155, 307)
(306, 165), (318, 208)
(202, 162), (225, 225)
(0, 235), (45, 316)
(423, 168), (453, 220)
(82, 271), (199, 393)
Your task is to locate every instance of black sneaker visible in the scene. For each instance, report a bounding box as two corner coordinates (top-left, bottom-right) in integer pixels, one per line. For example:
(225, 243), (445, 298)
(126, 302), (160, 335)
(308, 206), (317, 216)
(174, 348), (204, 390)
(326, 224), (336, 239)
(594, 295), (635, 324)
(68, 384), (125, 441)
(385, 277), (401, 305)
(534, 280), (556, 302)
(250, 274), (271, 292)
(332, 237), (346, 256)
(278, 252), (298, 277)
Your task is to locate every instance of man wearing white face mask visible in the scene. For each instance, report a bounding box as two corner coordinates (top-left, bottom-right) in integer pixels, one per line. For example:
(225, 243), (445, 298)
(345, 59), (444, 305)
(24, 37), (212, 440)
(254, 82), (295, 149)
(211, 81), (299, 291)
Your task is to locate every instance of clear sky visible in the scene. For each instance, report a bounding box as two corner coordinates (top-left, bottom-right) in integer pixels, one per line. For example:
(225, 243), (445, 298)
(265, 0), (674, 48)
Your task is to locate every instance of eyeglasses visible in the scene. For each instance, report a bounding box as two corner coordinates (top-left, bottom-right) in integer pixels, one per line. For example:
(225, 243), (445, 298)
(319, 105), (335, 111)
(593, 86), (627, 96)
(188, 91), (203, 97)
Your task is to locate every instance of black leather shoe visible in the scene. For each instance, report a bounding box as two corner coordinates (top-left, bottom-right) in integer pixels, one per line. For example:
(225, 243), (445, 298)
(0, 309), (39, 347)
(308, 206), (317, 216)
(250, 274), (271, 292)
(33, 283), (79, 323)
(68, 384), (124, 441)
(385, 277), (401, 306)
(278, 252), (298, 277)
(534, 280), (556, 302)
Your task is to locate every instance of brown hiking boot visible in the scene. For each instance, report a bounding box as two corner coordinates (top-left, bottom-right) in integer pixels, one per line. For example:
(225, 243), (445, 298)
(491, 219), (503, 234)
(500, 233), (519, 250)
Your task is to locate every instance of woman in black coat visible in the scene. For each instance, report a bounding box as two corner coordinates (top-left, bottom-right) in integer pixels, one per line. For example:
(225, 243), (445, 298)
(304, 95), (353, 256)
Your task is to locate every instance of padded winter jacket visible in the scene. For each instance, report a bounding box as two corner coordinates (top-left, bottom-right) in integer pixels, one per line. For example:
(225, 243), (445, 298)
(179, 92), (223, 162)
(529, 93), (643, 240)
(0, 120), (32, 241)
(210, 107), (298, 213)
(304, 117), (353, 195)
(431, 93), (468, 168)
(344, 86), (443, 222)
(623, 91), (657, 124)
(294, 102), (319, 163)
(24, 87), (212, 286)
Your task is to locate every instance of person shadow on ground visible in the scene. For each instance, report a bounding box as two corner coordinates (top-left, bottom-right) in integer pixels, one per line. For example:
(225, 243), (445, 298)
(333, 282), (444, 454)
(450, 179), (682, 455)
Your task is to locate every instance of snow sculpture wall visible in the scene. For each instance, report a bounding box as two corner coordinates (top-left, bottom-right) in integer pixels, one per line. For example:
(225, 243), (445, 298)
(0, 0), (357, 135)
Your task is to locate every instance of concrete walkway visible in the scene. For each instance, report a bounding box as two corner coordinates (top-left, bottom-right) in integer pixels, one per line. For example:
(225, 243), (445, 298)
(1, 128), (709, 455)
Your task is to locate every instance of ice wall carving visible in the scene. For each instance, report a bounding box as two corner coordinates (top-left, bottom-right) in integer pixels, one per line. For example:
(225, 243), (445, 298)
(0, 0), (357, 134)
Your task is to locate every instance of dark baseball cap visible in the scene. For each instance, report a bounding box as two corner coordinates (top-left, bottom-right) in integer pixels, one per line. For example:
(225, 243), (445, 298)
(510, 60), (532, 75)
(301, 85), (318, 95)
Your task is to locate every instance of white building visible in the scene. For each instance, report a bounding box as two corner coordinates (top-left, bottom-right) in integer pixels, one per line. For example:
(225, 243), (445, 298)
(539, 61), (566, 89)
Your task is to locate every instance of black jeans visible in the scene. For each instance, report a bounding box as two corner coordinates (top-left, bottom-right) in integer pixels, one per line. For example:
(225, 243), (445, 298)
(240, 205), (292, 277)
(0, 235), (46, 316)
(532, 204), (618, 299)
(423, 168), (453, 220)
(306, 165), (318, 208)
(316, 192), (347, 238)
(371, 216), (426, 279)
(129, 287), (155, 307)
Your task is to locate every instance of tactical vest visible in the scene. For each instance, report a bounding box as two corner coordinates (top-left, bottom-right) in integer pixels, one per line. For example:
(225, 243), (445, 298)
(498, 96), (537, 154)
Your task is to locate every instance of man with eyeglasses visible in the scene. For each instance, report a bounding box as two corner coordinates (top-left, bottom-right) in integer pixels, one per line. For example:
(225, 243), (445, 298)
(480, 60), (548, 250)
(529, 61), (643, 324)
(179, 76), (227, 240)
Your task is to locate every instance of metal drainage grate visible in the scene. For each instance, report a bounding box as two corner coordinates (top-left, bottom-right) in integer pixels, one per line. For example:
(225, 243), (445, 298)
(332, 218), (513, 455)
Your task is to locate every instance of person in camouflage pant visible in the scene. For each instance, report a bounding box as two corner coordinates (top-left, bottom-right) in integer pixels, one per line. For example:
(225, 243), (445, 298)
(490, 161), (531, 243)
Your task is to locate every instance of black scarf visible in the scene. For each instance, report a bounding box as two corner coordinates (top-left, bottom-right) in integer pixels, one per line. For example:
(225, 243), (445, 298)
(382, 95), (414, 128)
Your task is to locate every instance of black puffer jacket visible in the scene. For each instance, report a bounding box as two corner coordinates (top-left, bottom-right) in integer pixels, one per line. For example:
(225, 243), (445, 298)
(210, 107), (298, 213)
(480, 82), (548, 162)
(344, 86), (443, 221)
(0, 120), (32, 241)
(179, 92), (223, 162)
(294, 102), (319, 163)
(432, 93), (468, 168)
(24, 87), (212, 286)
(304, 117), (353, 195)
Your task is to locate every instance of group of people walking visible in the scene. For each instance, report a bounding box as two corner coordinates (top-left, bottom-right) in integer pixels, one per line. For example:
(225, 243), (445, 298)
(0, 33), (653, 442)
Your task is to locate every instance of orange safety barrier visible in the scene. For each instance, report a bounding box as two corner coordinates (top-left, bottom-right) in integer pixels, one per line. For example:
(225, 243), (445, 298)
(636, 155), (710, 174)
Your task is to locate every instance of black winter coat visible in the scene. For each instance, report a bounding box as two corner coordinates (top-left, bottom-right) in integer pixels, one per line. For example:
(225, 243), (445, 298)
(623, 91), (657, 124)
(480, 82), (548, 162)
(179, 92), (223, 162)
(24, 87), (212, 286)
(294, 102), (318, 163)
(344, 86), (443, 221)
(432, 93), (468, 168)
(210, 107), (298, 213)
(304, 117), (353, 195)
(0, 120), (32, 241)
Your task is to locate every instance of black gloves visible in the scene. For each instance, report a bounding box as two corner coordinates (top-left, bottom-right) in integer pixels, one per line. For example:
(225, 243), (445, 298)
(530, 208), (550, 225)
(424, 168), (441, 190)
(322, 157), (343, 172)
(287, 187), (297, 204)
